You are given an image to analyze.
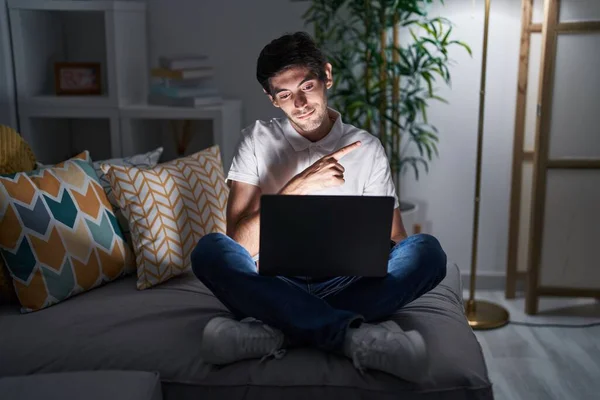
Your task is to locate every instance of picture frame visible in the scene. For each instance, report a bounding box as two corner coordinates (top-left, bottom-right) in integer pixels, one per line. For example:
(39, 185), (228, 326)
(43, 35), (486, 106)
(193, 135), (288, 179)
(54, 62), (102, 95)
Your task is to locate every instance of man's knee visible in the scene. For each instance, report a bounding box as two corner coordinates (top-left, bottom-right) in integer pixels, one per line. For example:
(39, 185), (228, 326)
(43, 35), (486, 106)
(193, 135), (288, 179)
(191, 232), (228, 278)
(412, 233), (447, 284)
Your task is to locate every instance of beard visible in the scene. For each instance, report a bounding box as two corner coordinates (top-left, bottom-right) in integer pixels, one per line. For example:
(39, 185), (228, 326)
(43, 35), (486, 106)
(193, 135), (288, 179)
(289, 103), (328, 133)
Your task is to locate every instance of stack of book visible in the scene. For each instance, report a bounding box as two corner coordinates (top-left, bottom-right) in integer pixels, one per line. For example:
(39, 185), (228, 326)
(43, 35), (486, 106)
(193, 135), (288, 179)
(148, 54), (222, 107)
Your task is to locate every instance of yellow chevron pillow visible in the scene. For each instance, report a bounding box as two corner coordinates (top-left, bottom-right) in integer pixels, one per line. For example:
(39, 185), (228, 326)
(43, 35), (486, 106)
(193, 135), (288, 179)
(1, 125), (37, 305)
(101, 146), (228, 290)
(0, 151), (134, 313)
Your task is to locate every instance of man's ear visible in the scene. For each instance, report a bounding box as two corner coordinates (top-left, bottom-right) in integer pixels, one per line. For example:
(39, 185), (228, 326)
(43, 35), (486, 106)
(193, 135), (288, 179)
(263, 88), (280, 108)
(324, 63), (333, 90)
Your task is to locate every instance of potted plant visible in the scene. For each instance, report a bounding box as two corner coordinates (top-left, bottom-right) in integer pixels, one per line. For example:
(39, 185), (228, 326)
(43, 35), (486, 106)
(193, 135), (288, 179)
(303, 0), (471, 231)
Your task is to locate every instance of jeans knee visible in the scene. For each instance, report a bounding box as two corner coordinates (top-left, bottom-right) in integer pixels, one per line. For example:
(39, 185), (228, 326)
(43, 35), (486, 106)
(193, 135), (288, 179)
(191, 232), (227, 278)
(413, 233), (447, 284)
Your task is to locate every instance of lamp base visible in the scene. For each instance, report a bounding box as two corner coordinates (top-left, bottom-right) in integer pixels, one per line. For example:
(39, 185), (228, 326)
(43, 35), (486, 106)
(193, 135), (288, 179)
(465, 299), (510, 330)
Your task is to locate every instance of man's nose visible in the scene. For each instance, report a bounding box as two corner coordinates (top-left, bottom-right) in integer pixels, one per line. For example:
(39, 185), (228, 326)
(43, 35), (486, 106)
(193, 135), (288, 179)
(294, 92), (307, 109)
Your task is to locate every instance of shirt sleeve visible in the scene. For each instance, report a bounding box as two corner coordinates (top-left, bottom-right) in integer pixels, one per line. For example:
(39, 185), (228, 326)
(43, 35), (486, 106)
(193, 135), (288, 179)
(362, 141), (400, 209)
(226, 128), (260, 187)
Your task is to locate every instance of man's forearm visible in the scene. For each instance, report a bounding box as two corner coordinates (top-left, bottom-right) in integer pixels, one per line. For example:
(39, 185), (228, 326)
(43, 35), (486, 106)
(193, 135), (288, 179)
(230, 210), (261, 258)
(228, 179), (297, 257)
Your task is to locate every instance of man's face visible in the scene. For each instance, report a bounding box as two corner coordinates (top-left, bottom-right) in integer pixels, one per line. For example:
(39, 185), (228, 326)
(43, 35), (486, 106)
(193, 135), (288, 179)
(267, 64), (333, 133)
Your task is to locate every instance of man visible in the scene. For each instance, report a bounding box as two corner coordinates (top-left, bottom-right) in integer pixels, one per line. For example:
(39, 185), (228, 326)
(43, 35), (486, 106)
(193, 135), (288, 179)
(191, 32), (447, 382)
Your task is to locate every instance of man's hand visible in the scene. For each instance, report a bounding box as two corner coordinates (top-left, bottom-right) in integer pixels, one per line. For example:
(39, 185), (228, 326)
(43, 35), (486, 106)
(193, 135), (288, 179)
(279, 141), (362, 195)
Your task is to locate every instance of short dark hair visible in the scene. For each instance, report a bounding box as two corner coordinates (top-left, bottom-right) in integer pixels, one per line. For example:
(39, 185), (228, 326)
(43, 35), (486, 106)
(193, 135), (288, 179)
(256, 31), (328, 96)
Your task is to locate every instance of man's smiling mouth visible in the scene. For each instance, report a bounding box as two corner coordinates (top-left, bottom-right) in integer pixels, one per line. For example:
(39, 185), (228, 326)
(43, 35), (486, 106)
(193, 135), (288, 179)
(297, 109), (315, 119)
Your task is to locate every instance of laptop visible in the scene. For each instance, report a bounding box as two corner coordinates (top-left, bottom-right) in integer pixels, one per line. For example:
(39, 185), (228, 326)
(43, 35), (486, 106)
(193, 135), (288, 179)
(258, 195), (394, 279)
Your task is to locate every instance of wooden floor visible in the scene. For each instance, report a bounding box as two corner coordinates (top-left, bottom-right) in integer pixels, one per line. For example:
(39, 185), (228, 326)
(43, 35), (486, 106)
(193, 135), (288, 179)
(468, 291), (600, 400)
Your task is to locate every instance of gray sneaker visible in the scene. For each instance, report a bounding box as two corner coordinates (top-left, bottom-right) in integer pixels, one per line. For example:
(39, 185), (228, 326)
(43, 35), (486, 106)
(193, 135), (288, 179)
(200, 316), (286, 365)
(344, 320), (428, 382)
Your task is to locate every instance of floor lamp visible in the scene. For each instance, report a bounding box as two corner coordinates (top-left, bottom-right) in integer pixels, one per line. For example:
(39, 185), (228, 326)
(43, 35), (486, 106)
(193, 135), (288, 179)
(465, 0), (510, 330)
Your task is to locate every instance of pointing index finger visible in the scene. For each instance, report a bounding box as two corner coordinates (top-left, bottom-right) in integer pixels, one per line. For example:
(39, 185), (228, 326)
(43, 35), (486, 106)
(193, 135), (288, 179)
(329, 141), (362, 160)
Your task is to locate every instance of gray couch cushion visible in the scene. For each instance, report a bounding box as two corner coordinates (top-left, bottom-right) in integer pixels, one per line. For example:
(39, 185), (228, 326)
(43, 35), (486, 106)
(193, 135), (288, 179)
(0, 370), (162, 400)
(0, 262), (492, 400)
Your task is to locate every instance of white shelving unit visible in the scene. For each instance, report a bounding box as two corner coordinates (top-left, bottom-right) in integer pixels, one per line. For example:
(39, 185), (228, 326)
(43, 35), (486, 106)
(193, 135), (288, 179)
(120, 101), (242, 174)
(9, 0), (148, 112)
(6, 0), (241, 171)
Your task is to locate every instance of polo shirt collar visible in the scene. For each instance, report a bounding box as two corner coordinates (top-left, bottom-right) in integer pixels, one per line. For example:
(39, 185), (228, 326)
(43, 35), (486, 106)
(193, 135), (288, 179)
(281, 107), (343, 153)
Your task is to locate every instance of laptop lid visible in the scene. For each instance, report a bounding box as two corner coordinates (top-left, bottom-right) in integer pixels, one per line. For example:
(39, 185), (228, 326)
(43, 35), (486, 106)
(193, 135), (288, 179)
(258, 195), (394, 278)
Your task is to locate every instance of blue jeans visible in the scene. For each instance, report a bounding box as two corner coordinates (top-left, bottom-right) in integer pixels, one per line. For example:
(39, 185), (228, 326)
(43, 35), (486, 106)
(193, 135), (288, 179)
(191, 232), (447, 352)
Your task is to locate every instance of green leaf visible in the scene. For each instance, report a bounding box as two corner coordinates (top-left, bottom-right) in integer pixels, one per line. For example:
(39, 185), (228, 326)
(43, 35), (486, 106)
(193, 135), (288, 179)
(420, 101), (428, 123)
(451, 40), (473, 56)
(442, 26), (452, 45)
(430, 95), (448, 104)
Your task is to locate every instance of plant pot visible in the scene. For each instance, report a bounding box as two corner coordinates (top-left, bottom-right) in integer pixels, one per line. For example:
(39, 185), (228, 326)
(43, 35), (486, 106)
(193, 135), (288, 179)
(400, 200), (419, 236)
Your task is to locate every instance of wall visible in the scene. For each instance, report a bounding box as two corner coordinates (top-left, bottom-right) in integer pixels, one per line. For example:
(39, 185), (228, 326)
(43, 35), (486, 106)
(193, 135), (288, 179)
(400, 0), (523, 276)
(146, 0), (525, 277)
(400, 0), (600, 281)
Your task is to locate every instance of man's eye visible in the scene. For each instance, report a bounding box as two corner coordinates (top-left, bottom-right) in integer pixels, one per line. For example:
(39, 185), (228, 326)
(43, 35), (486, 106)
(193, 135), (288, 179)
(280, 93), (290, 100)
(304, 84), (314, 90)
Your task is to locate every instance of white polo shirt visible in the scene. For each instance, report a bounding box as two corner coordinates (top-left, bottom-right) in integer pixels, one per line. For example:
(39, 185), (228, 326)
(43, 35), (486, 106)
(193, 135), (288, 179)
(226, 108), (399, 208)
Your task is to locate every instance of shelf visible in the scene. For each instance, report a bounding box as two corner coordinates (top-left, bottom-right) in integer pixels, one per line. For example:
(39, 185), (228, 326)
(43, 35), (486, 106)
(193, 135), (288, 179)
(7, 0), (241, 169)
(19, 94), (115, 109)
(7, 0), (146, 12)
(119, 101), (242, 174)
(119, 101), (242, 119)
(8, 0), (147, 106)
(18, 98), (118, 118)
(17, 100), (243, 119)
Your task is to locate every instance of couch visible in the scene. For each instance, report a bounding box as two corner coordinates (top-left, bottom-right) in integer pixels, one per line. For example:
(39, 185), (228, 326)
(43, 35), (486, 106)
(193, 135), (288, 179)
(0, 126), (493, 399)
(0, 262), (493, 399)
